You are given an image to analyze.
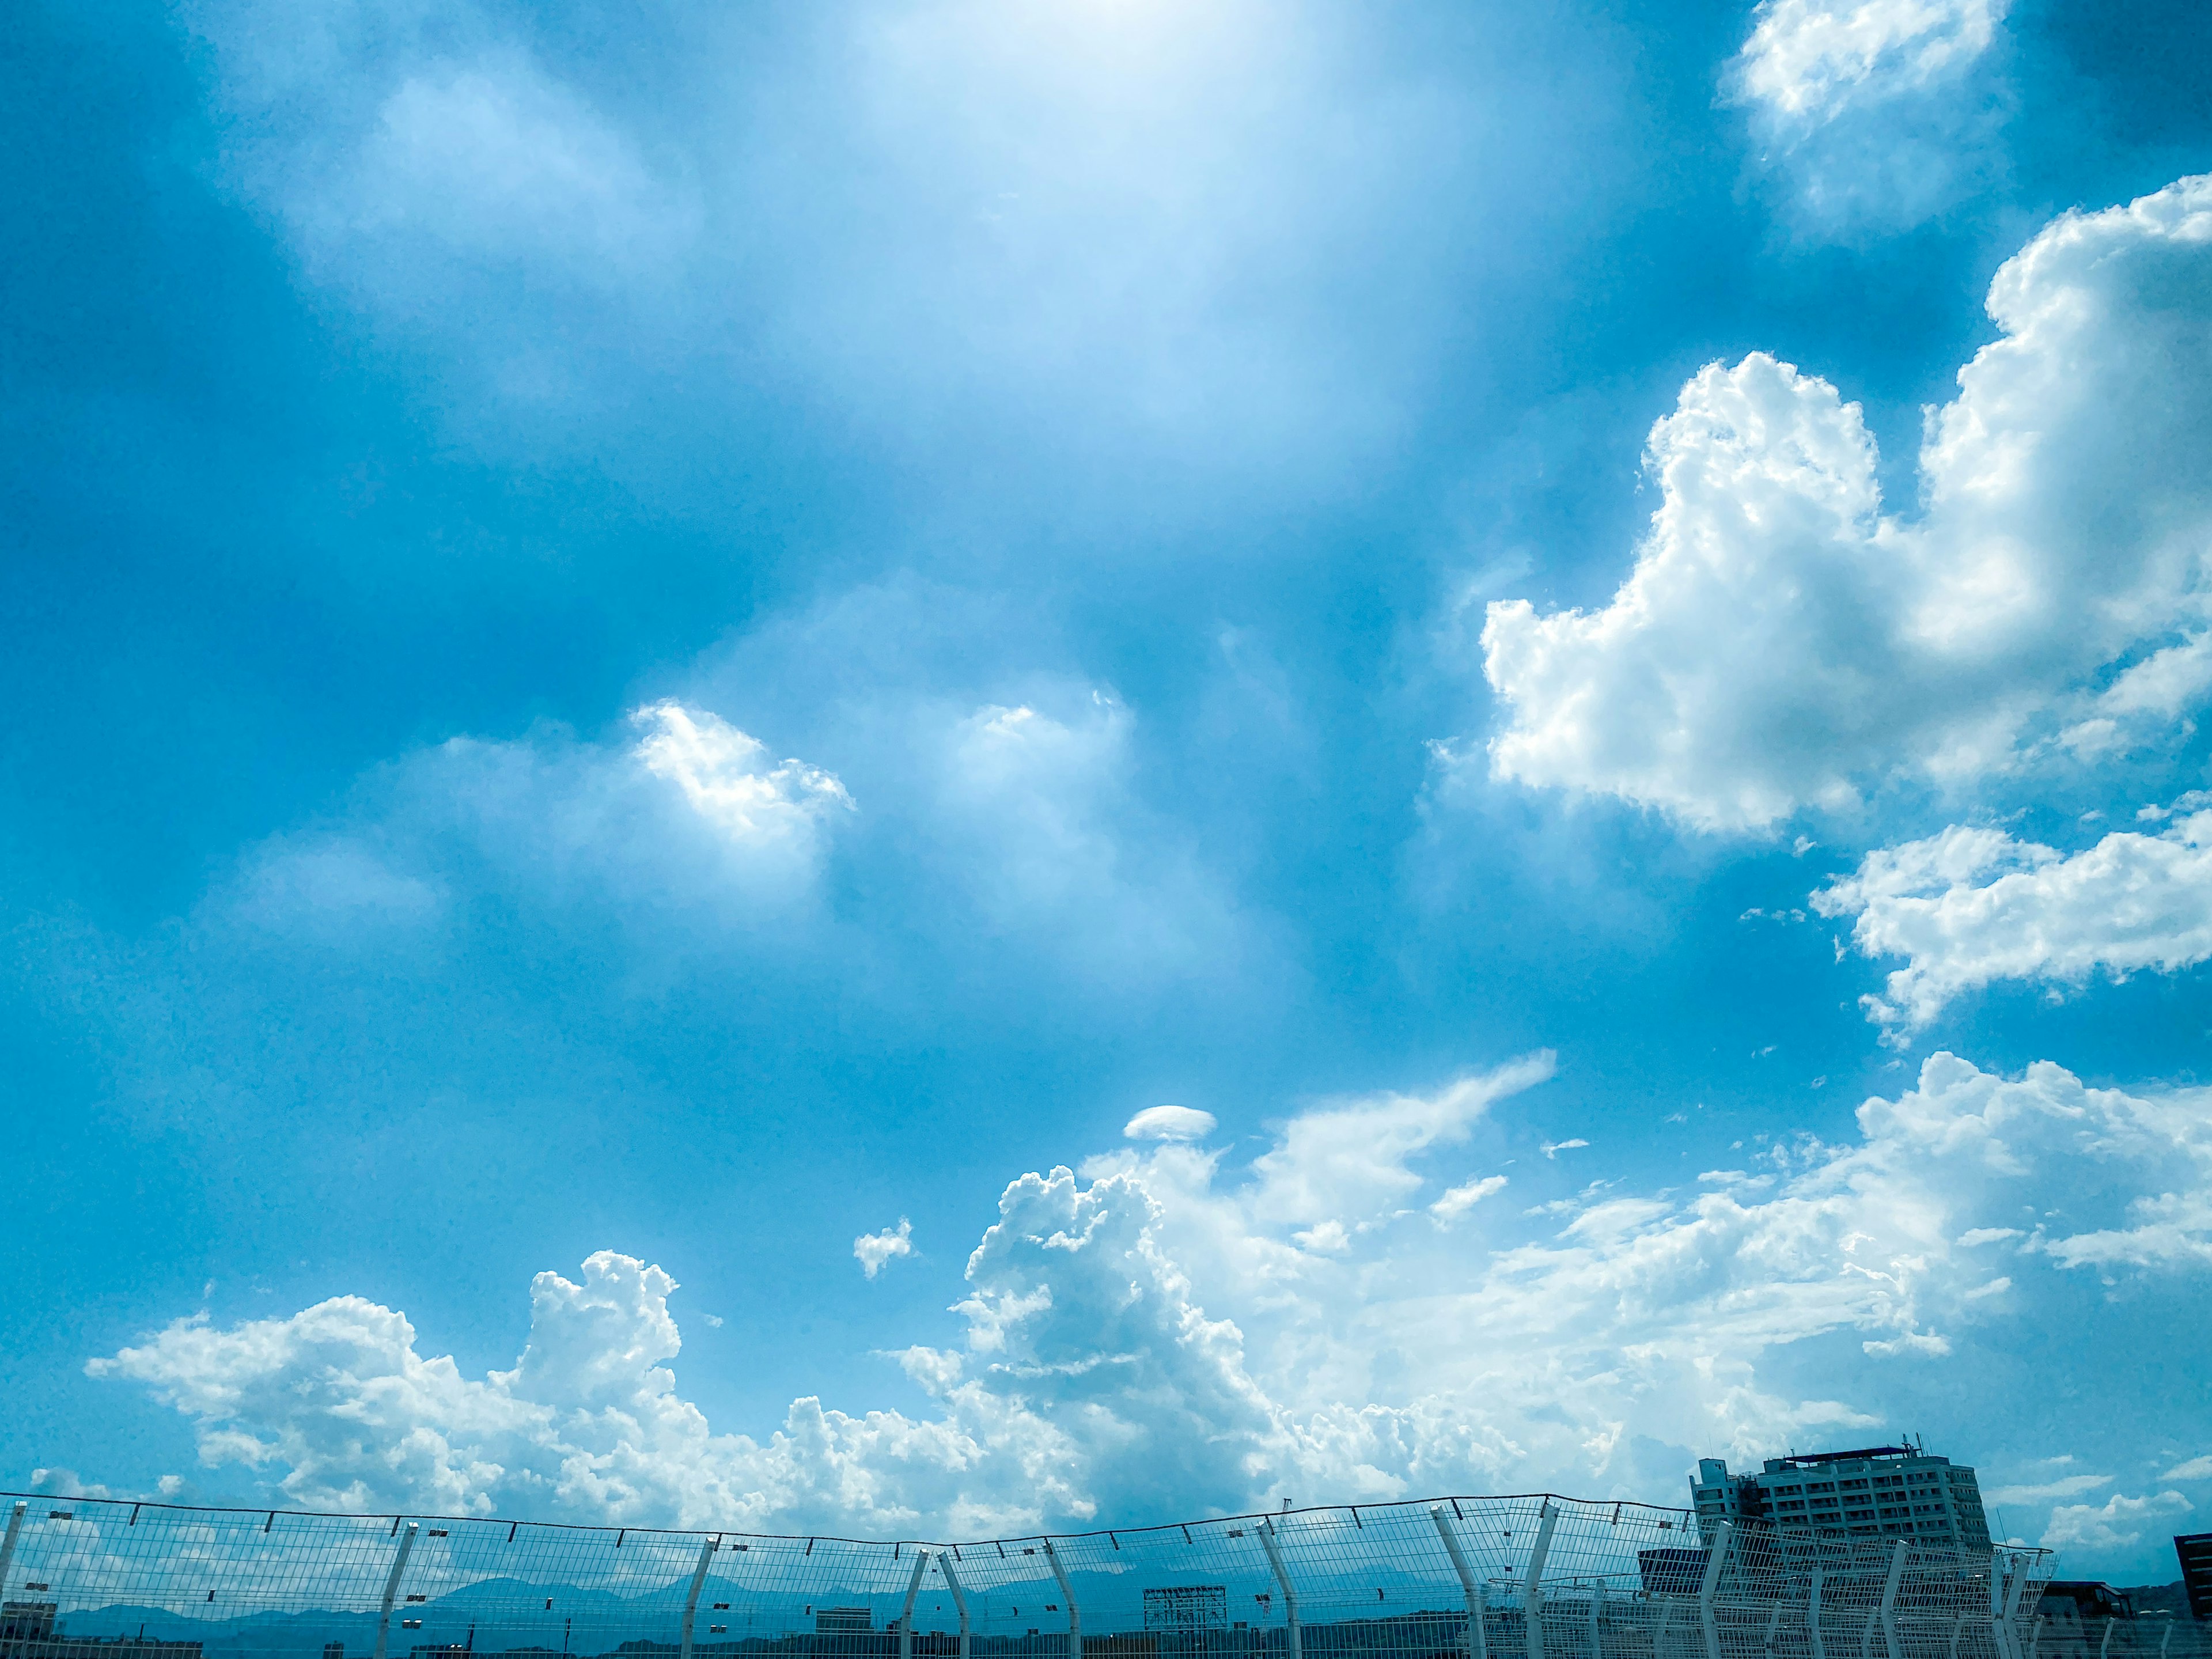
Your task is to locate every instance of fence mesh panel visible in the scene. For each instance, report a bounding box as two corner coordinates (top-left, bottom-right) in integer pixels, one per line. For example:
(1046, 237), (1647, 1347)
(0, 1493), (2124, 1659)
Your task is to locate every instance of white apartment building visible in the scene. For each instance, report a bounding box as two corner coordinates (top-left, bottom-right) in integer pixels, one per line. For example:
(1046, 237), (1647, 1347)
(1691, 1443), (1993, 1550)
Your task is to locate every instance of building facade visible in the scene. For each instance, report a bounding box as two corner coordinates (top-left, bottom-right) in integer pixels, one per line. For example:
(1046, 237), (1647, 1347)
(1691, 1444), (1992, 1549)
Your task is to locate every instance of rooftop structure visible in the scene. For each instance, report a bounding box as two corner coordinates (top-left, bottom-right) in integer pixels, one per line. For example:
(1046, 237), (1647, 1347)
(1691, 1442), (1991, 1550)
(2181, 1534), (2212, 1621)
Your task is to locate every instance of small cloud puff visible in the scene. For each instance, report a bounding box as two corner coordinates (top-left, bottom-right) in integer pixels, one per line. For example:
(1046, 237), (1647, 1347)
(1430, 1175), (1508, 1222)
(1123, 1105), (1218, 1142)
(854, 1218), (915, 1280)
(632, 701), (855, 845)
(1727, 0), (2010, 233)
(1540, 1138), (1589, 1158)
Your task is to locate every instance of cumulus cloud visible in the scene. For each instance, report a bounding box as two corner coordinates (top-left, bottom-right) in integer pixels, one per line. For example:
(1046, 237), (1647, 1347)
(2040, 1489), (2191, 1551)
(1124, 1105), (1219, 1142)
(855, 1218), (916, 1279)
(2163, 1455), (2212, 1480)
(1815, 810), (2212, 1031)
(1728, 0), (2009, 232)
(1478, 175), (2212, 831)
(96, 1051), (2212, 1544)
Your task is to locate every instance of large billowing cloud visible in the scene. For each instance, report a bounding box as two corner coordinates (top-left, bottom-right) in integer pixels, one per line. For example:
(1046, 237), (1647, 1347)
(95, 1052), (2211, 1558)
(1478, 174), (2212, 831)
(1815, 806), (2212, 1033)
(1727, 0), (2010, 231)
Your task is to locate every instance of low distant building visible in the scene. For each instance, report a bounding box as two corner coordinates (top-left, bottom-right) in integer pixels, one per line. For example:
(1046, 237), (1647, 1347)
(2179, 1534), (2212, 1621)
(2037, 1584), (2138, 1659)
(0, 1603), (204, 1659)
(1690, 1444), (1991, 1550)
(814, 1610), (873, 1635)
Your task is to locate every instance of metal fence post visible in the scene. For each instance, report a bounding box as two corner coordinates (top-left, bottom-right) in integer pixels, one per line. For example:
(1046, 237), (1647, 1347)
(2027, 1617), (2043, 1659)
(1044, 1539), (1082, 1659)
(1524, 1502), (1559, 1659)
(1809, 1569), (1826, 1659)
(1258, 1520), (1301, 1659)
(1431, 1505), (1489, 1659)
(0, 1501), (25, 1594)
(939, 1551), (972, 1659)
(679, 1537), (720, 1659)
(372, 1523), (419, 1659)
(2098, 1621), (2115, 1659)
(1698, 1520), (1733, 1659)
(1878, 1540), (1910, 1659)
(1593, 1579), (1608, 1659)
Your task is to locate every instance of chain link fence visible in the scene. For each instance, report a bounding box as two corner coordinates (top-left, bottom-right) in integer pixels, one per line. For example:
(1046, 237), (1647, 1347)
(0, 1492), (2092, 1659)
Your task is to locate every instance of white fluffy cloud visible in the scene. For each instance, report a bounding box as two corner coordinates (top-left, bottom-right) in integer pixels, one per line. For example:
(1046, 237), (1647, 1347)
(1815, 809), (2212, 1031)
(632, 701), (855, 853)
(1734, 0), (2002, 123)
(1728, 0), (2009, 230)
(1479, 174), (2212, 831)
(855, 1218), (916, 1280)
(2040, 1489), (2191, 1552)
(97, 1051), (2212, 1555)
(1124, 1105), (1219, 1142)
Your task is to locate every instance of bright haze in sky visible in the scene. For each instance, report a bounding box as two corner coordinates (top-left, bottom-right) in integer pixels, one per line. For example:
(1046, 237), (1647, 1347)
(6, 0), (2212, 1582)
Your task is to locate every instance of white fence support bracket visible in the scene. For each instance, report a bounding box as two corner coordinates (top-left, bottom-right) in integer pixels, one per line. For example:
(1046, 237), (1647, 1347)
(939, 1551), (972, 1659)
(897, 1547), (930, 1659)
(1525, 1502), (1560, 1659)
(680, 1537), (720, 1659)
(0, 1501), (26, 1596)
(1880, 1539), (1911, 1659)
(2001, 1554), (2033, 1659)
(1259, 1520), (1302, 1659)
(1698, 1520), (1733, 1659)
(1044, 1538), (1082, 1659)
(372, 1522), (419, 1659)
(1431, 1506), (1488, 1659)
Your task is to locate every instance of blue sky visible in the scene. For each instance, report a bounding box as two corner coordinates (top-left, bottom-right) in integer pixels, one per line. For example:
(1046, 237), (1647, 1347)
(6, 0), (2212, 1581)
